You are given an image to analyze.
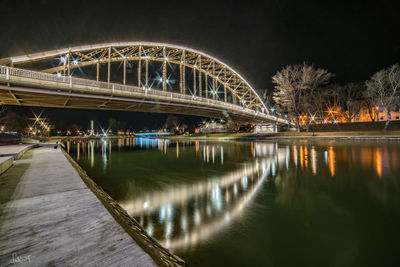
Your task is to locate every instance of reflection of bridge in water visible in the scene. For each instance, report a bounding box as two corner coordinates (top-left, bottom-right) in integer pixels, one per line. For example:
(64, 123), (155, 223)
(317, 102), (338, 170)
(114, 140), (290, 251)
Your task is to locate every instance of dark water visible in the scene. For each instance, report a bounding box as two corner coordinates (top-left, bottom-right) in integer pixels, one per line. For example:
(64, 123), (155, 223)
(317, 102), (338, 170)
(65, 138), (400, 266)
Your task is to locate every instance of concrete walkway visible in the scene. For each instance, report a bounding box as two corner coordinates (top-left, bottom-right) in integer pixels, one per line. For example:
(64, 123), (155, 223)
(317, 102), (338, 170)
(0, 145), (156, 266)
(0, 144), (36, 160)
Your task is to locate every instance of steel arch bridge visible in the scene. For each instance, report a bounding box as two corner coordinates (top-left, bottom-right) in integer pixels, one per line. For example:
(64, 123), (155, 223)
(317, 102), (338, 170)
(0, 42), (289, 125)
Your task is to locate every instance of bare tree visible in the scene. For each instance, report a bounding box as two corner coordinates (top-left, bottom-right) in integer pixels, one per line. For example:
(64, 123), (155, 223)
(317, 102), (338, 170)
(342, 82), (363, 122)
(272, 63), (333, 131)
(323, 84), (343, 122)
(365, 64), (400, 131)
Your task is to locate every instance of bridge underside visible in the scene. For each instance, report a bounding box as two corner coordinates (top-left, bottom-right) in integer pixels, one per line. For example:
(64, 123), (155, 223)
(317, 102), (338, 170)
(0, 85), (271, 124)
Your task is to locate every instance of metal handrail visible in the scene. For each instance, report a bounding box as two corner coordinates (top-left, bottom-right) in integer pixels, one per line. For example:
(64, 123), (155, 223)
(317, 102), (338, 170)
(0, 65), (289, 124)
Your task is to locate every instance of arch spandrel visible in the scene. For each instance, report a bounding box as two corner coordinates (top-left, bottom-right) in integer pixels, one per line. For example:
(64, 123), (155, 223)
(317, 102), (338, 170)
(7, 42), (268, 113)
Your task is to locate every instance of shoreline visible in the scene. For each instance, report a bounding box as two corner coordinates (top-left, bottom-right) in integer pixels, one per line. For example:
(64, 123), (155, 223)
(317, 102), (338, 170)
(60, 146), (185, 267)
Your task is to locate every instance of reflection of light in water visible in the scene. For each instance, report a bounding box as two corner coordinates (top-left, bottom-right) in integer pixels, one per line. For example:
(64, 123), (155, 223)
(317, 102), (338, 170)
(311, 147), (317, 175)
(159, 206), (166, 223)
(165, 221), (173, 238)
(176, 142), (179, 158)
(102, 141), (107, 168)
(328, 146), (335, 177)
(167, 203), (173, 220)
(221, 147), (224, 165)
(251, 142), (254, 157)
(147, 222), (153, 237)
(90, 141), (94, 167)
(286, 146), (290, 170)
(181, 216), (188, 231)
(304, 146), (308, 168)
(206, 146), (209, 163)
(324, 151), (328, 165)
(375, 149), (382, 179)
(241, 176), (248, 189)
(207, 205), (212, 217)
(271, 162), (276, 176)
(77, 142), (80, 160)
(212, 146), (215, 163)
(293, 146), (298, 166)
(194, 210), (201, 226)
(118, 145), (289, 251)
(163, 160), (271, 251)
(211, 184), (222, 211)
(299, 146), (304, 168)
(203, 146), (206, 162)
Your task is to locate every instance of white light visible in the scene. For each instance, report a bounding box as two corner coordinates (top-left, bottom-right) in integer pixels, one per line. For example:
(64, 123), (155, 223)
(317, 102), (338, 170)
(73, 59), (78, 65)
(159, 77), (163, 82)
(164, 57), (168, 61)
(194, 64), (197, 68)
(56, 72), (62, 77)
(145, 55), (149, 59)
(60, 56), (65, 63)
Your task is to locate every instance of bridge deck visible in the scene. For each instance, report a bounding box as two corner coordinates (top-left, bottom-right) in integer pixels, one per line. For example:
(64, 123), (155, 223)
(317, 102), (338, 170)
(0, 145), (157, 266)
(0, 65), (290, 125)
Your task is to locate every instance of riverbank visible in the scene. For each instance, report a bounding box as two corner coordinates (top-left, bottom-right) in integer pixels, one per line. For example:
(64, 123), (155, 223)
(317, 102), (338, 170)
(164, 131), (400, 141)
(0, 144), (181, 266)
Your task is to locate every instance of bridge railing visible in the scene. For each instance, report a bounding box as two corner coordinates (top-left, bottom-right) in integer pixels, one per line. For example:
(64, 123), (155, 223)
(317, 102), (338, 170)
(0, 65), (289, 124)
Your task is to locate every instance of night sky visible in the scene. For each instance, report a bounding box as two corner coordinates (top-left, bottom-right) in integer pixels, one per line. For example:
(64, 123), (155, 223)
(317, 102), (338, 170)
(1, 0), (399, 130)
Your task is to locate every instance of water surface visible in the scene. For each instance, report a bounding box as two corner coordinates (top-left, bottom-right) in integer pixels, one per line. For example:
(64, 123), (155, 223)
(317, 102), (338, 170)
(65, 138), (400, 266)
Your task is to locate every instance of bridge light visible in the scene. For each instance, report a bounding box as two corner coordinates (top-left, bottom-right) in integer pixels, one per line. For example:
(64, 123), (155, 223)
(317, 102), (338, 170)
(59, 56), (65, 64)
(164, 57), (168, 61)
(194, 64), (197, 68)
(122, 55), (126, 59)
(56, 72), (62, 77)
(73, 59), (78, 65)
(145, 55), (149, 59)
(159, 77), (163, 82)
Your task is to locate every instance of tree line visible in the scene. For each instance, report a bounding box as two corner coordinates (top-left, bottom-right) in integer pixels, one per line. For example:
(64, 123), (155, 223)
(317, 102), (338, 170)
(271, 63), (400, 131)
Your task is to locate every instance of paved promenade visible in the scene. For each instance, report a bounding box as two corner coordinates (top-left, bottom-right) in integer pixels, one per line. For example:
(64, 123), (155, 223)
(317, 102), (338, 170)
(0, 144), (37, 160)
(0, 145), (156, 266)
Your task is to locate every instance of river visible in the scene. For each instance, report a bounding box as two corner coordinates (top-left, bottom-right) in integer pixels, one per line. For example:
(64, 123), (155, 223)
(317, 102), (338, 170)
(65, 138), (400, 266)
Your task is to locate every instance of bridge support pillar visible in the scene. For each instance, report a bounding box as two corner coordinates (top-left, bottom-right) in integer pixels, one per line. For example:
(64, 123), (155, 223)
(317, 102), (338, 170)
(253, 124), (278, 134)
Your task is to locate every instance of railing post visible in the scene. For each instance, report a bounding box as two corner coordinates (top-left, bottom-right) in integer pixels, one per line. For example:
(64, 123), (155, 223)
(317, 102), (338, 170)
(96, 62), (99, 81)
(107, 47), (111, 84)
(123, 58), (126, 85)
(6, 67), (9, 80)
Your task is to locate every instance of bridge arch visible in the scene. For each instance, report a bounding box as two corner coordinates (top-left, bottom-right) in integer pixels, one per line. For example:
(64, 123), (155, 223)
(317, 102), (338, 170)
(7, 42), (268, 113)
